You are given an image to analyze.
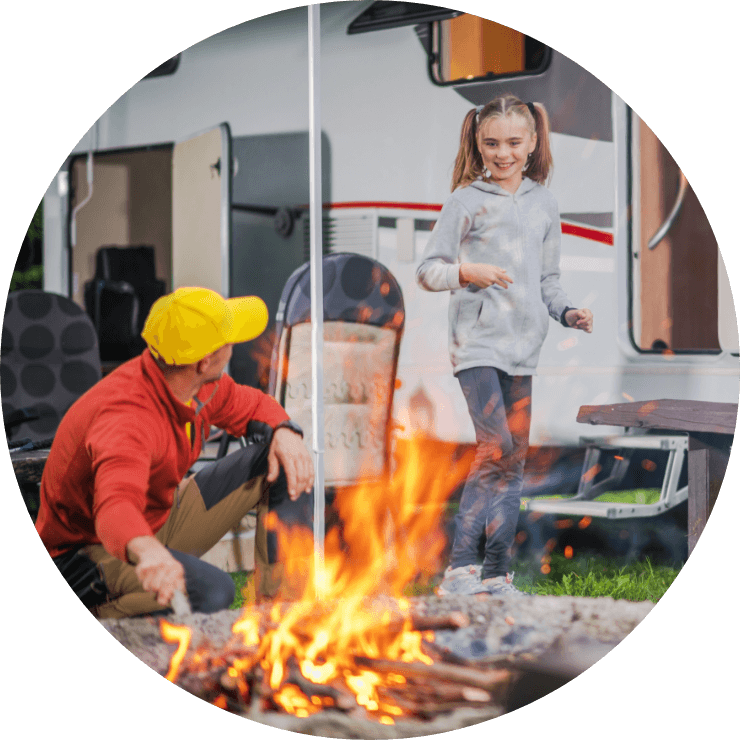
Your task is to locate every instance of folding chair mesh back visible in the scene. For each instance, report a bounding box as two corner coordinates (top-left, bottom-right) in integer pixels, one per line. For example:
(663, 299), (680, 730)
(2, 290), (101, 444)
(268, 253), (405, 485)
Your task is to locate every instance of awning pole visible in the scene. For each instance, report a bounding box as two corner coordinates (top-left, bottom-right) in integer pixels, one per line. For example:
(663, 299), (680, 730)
(308, 3), (325, 598)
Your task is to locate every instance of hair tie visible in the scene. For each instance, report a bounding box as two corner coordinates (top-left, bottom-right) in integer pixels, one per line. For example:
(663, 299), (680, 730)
(526, 102), (537, 118)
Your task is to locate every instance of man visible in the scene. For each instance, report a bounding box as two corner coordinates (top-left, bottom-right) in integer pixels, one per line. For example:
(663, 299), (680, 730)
(35, 286), (314, 618)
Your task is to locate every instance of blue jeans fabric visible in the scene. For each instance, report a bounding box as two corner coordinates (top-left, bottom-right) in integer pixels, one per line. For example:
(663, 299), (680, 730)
(450, 367), (532, 579)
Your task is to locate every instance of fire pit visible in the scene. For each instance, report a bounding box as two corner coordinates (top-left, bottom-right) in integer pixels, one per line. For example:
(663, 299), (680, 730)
(100, 439), (654, 736)
(102, 594), (652, 737)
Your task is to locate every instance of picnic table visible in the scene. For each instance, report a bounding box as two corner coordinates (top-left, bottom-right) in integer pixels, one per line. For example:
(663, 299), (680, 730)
(10, 447), (50, 486)
(577, 399), (737, 554)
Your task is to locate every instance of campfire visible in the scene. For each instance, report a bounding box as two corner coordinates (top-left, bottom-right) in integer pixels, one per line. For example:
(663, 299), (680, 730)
(158, 436), (513, 725)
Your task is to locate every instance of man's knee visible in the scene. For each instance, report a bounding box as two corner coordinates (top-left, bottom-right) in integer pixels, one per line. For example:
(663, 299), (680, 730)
(170, 550), (236, 614)
(196, 571), (235, 613)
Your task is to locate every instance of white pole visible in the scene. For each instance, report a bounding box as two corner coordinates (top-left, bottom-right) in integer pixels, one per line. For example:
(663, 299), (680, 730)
(308, 3), (325, 596)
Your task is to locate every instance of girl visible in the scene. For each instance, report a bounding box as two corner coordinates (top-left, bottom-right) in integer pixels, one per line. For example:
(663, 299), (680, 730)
(416, 94), (593, 596)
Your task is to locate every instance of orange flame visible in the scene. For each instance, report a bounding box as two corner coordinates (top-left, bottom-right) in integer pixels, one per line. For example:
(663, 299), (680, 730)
(196, 433), (471, 717)
(160, 620), (192, 683)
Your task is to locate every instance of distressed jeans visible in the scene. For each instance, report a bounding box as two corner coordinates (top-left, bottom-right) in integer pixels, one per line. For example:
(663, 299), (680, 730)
(450, 366), (532, 579)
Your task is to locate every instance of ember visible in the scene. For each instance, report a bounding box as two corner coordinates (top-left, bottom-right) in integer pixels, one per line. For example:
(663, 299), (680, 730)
(159, 436), (506, 724)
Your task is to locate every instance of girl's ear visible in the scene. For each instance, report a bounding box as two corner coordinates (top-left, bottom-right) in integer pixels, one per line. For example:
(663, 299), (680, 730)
(529, 132), (538, 154)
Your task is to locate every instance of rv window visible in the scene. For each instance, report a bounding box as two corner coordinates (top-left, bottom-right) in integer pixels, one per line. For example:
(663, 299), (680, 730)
(431, 16), (549, 84)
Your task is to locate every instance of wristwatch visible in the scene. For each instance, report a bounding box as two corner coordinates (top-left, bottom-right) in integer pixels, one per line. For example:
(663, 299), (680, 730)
(274, 419), (304, 438)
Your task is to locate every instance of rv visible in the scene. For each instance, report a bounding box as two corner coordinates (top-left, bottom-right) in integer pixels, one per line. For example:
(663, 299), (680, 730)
(36, 2), (738, 530)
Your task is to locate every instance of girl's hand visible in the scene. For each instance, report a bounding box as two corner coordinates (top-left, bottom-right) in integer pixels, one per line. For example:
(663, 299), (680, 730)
(565, 308), (593, 333)
(459, 263), (513, 290)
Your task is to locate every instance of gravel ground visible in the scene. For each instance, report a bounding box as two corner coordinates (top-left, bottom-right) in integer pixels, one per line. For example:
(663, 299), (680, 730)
(100, 593), (653, 737)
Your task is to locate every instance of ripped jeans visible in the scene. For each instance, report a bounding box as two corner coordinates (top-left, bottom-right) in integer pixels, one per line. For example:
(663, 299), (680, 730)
(450, 367), (532, 580)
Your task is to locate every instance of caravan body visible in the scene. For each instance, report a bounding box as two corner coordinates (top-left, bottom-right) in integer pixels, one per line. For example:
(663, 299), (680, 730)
(41, 2), (738, 461)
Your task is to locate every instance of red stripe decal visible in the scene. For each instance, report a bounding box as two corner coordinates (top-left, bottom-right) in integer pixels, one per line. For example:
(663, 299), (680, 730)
(328, 201), (443, 212)
(561, 222), (614, 245)
(325, 202), (614, 244)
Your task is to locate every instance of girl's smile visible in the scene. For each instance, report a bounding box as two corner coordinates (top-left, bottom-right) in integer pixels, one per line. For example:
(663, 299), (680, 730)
(477, 115), (537, 193)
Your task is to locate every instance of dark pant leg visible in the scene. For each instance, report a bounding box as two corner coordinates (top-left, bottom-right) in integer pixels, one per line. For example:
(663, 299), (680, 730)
(450, 366), (510, 570)
(176, 442), (314, 600)
(450, 367), (531, 578)
(168, 549), (235, 613)
(481, 372), (531, 578)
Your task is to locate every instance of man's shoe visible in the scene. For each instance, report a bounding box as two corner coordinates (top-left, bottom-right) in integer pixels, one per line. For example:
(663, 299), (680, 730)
(436, 564), (487, 596)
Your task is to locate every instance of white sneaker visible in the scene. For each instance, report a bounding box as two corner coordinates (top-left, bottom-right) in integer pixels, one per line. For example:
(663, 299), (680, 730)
(481, 572), (528, 596)
(436, 564), (487, 596)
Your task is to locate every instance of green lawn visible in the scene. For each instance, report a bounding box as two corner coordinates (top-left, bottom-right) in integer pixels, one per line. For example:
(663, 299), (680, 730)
(509, 552), (680, 601)
(227, 489), (682, 608)
(228, 553), (680, 609)
(519, 488), (662, 508)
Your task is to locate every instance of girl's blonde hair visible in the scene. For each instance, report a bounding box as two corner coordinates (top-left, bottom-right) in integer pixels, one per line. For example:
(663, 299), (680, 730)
(450, 93), (553, 191)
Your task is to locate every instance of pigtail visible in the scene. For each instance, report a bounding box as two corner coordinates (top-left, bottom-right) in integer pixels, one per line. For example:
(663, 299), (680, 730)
(525, 102), (553, 184)
(451, 108), (482, 191)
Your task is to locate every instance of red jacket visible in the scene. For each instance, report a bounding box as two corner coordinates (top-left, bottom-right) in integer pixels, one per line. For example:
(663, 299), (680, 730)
(35, 350), (289, 561)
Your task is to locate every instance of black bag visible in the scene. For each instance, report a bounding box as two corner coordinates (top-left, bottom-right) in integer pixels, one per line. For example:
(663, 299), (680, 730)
(52, 548), (109, 609)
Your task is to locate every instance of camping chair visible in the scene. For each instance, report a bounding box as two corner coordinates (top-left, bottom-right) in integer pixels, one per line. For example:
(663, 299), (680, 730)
(210, 253), (405, 571)
(199, 253), (405, 570)
(2, 290), (102, 447)
(267, 252), (406, 486)
(84, 245), (166, 362)
(218, 252), (406, 484)
(2, 290), (102, 520)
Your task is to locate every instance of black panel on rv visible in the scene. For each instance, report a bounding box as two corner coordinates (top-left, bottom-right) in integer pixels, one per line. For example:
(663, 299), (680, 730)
(347, 1), (462, 34)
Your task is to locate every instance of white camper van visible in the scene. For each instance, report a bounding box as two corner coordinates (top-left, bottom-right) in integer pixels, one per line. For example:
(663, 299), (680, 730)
(38, 3), (738, 538)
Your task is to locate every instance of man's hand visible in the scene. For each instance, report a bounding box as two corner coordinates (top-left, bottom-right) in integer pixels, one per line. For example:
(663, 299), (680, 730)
(267, 427), (314, 500)
(126, 535), (186, 607)
(459, 263), (513, 290)
(565, 308), (594, 333)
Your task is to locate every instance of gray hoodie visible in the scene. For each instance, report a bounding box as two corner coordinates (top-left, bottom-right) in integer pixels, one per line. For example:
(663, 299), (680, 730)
(416, 177), (572, 376)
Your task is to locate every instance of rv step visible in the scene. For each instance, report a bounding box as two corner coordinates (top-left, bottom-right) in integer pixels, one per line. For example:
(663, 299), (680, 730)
(523, 433), (688, 519)
(578, 434), (687, 450)
(524, 487), (688, 519)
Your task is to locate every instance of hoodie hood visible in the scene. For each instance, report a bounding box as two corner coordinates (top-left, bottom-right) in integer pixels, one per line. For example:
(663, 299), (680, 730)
(468, 176), (539, 198)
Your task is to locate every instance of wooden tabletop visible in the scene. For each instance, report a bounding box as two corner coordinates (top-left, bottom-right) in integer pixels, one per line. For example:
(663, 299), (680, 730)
(577, 399), (738, 436)
(9, 448), (51, 485)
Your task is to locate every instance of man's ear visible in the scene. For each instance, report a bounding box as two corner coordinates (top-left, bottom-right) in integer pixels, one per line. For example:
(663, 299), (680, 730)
(195, 353), (213, 375)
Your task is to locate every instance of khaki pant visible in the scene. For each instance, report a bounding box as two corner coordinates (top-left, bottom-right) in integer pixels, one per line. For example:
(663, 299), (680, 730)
(85, 444), (312, 619)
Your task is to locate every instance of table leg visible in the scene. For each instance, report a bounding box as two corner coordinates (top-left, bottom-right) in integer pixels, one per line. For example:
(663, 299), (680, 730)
(688, 433), (731, 554)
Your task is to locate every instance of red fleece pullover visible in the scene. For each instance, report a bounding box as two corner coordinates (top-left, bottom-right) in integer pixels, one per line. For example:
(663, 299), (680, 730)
(35, 350), (289, 562)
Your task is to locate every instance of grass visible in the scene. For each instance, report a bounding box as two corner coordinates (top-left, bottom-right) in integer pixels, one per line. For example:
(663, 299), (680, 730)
(226, 489), (682, 608)
(519, 488), (662, 508)
(227, 552), (680, 609)
(509, 552), (680, 601)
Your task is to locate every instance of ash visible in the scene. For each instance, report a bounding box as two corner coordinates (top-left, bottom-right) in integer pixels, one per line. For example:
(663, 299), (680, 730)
(100, 594), (653, 737)
(101, 595), (653, 672)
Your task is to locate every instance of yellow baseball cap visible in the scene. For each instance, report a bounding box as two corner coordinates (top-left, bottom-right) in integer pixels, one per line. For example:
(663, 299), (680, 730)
(141, 287), (269, 365)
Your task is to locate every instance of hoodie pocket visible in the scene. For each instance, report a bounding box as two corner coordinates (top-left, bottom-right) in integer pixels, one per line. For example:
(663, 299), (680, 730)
(452, 296), (484, 345)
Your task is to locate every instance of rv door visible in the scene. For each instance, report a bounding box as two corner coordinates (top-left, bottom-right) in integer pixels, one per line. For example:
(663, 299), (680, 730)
(172, 123), (231, 294)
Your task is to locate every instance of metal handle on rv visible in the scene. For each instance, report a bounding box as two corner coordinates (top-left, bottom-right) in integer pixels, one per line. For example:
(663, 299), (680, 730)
(648, 171), (689, 250)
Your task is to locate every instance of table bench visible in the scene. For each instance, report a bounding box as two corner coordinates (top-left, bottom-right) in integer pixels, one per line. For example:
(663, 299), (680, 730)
(577, 399), (737, 554)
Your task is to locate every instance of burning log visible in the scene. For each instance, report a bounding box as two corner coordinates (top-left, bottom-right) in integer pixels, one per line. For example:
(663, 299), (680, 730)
(404, 611), (469, 632)
(354, 656), (512, 695)
(284, 658), (358, 712)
